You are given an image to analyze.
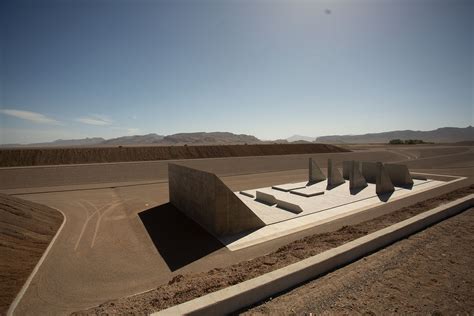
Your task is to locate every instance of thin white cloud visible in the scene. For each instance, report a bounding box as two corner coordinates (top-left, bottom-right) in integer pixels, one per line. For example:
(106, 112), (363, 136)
(127, 128), (140, 134)
(76, 115), (113, 126)
(0, 109), (61, 125)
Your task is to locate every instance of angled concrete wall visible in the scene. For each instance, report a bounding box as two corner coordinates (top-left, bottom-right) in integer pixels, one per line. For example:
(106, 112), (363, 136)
(349, 161), (368, 191)
(376, 162), (395, 195)
(255, 191), (277, 205)
(169, 164), (265, 237)
(308, 158), (326, 184)
(327, 159), (345, 188)
(361, 161), (378, 183)
(384, 163), (414, 187)
(343, 161), (352, 180)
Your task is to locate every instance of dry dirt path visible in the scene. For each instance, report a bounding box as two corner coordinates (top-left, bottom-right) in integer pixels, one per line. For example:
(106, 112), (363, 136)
(243, 207), (474, 315)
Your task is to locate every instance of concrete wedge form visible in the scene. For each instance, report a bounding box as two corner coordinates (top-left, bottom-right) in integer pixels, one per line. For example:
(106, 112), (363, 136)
(276, 199), (303, 214)
(349, 161), (368, 191)
(361, 161), (378, 183)
(168, 164), (265, 237)
(255, 191), (277, 205)
(308, 158), (326, 184)
(376, 162), (395, 195)
(342, 161), (352, 180)
(384, 163), (414, 187)
(327, 159), (345, 189)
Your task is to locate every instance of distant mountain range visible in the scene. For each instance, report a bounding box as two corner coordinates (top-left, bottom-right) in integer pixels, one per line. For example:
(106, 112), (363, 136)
(315, 126), (473, 144)
(1, 127), (472, 148)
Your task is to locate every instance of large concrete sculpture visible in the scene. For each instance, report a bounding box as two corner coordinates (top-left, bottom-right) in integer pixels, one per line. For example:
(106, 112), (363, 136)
(308, 158), (326, 184)
(361, 161), (378, 183)
(349, 160), (368, 191)
(384, 163), (414, 187)
(327, 159), (345, 188)
(169, 164), (265, 237)
(375, 162), (395, 195)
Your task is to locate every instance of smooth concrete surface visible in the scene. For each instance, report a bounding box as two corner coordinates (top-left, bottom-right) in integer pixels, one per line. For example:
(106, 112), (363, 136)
(155, 194), (473, 316)
(290, 186), (325, 197)
(256, 191), (277, 205)
(349, 161), (368, 190)
(228, 177), (452, 250)
(309, 158), (326, 184)
(272, 183), (307, 192)
(327, 159), (345, 188)
(168, 164), (265, 236)
(385, 163), (414, 187)
(361, 161), (378, 183)
(376, 162), (395, 195)
(342, 160), (352, 180)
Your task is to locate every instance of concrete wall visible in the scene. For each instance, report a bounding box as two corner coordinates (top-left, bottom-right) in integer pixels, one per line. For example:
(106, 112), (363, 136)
(168, 164), (265, 237)
(361, 161), (378, 183)
(385, 163), (414, 187)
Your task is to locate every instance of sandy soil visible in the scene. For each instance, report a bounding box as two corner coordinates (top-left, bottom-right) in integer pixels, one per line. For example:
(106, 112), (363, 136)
(0, 143), (347, 167)
(75, 185), (473, 315)
(244, 208), (474, 315)
(0, 193), (63, 313)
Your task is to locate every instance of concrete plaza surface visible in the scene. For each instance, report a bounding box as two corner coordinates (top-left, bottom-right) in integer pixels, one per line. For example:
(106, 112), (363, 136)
(0, 145), (472, 315)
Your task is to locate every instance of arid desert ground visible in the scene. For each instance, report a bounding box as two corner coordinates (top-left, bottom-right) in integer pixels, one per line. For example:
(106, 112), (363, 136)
(1, 143), (473, 315)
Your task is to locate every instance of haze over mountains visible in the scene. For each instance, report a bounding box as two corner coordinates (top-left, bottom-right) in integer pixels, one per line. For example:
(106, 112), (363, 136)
(1, 127), (472, 147)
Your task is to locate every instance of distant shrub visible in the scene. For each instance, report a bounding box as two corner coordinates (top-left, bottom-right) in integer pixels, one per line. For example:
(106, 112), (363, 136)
(389, 139), (431, 145)
(389, 139), (404, 144)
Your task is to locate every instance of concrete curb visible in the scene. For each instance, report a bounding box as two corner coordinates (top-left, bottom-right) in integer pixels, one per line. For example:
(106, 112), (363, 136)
(154, 194), (473, 316)
(7, 207), (67, 316)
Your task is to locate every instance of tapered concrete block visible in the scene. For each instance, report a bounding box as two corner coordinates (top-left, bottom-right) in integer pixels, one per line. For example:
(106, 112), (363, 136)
(276, 199), (303, 214)
(327, 159), (345, 188)
(308, 158), (326, 184)
(255, 191), (277, 205)
(343, 161), (352, 180)
(376, 162), (395, 195)
(361, 162), (378, 183)
(349, 161), (368, 191)
(169, 164), (265, 237)
(384, 163), (414, 187)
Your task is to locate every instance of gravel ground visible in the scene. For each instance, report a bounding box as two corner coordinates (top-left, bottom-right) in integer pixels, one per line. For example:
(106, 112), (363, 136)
(75, 185), (473, 315)
(244, 207), (474, 315)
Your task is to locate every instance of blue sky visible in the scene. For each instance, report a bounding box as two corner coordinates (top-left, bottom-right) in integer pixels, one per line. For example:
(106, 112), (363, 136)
(1, 0), (472, 144)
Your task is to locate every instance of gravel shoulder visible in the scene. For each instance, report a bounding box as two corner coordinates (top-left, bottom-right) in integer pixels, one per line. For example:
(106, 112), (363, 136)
(244, 207), (474, 315)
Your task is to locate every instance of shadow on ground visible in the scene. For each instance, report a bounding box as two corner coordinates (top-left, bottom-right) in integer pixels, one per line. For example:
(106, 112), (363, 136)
(139, 203), (224, 271)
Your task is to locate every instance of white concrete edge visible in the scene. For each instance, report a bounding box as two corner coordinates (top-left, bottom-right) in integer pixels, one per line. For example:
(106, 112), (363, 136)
(226, 177), (465, 251)
(154, 194), (474, 316)
(7, 207), (67, 316)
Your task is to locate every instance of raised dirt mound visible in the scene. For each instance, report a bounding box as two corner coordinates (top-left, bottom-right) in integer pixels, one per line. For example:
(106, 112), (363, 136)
(0, 194), (63, 313)
(0, 143), (349, 167)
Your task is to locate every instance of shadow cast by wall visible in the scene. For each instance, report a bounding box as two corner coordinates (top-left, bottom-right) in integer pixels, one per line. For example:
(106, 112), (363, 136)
(377, 190), (395, 202)
(139, 203), (225, 271)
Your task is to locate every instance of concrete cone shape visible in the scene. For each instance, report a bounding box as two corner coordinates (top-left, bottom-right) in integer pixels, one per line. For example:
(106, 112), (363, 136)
(308, 158), (326, 184)
(327, 159), (345, 189)
(376, 162), (395, 195)
(349, 160), (368, 191)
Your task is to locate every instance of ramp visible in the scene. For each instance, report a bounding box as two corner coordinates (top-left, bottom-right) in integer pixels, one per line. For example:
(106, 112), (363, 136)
(169, 164), (265, 237)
